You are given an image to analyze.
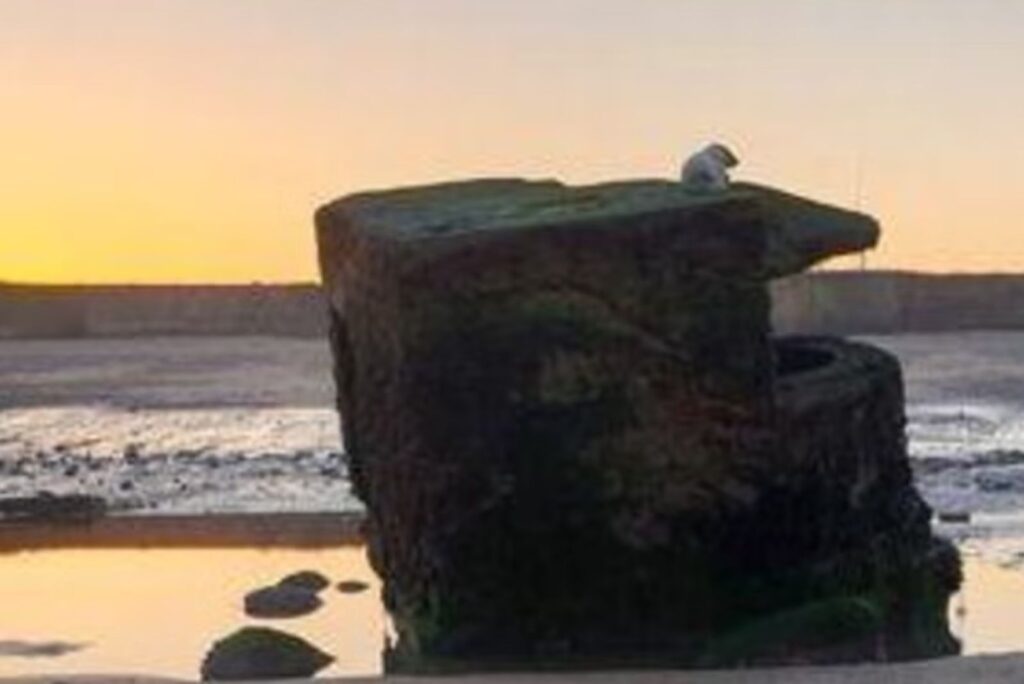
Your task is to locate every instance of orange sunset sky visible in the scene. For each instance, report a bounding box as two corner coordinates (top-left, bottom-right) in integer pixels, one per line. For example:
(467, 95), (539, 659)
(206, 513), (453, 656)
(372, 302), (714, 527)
(2, 0), (1024, 284)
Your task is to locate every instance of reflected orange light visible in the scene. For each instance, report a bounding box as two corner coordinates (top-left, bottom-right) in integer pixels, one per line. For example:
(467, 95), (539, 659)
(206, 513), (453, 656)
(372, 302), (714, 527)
(0, 545), (384, 678)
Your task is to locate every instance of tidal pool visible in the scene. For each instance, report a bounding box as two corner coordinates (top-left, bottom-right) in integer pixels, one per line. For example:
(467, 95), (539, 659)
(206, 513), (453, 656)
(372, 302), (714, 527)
(951, 557), (1024, 655)
(0, 544), (1019, 679)
(0, 545), (385, 678)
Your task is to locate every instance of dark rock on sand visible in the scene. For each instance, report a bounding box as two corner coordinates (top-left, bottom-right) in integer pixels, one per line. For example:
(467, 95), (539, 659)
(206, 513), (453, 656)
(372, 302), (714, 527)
(200, 626), (333, 681)
(0, 639), (88, 657)
(975, 471), (1016, 492)
(0, 492), (106, 522)
(937, 511), (971, 524)
(123, 444), (141, 462)
(316, 178), (957, 672)
(244, 584), (323, 619)
(975, 450), (1024, 467)
(336, 579), (370, 594)
(279, 570), (330, 593)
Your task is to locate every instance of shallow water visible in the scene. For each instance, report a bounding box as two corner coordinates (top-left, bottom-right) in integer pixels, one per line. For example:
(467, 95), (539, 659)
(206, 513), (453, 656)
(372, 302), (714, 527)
(0, 545), (384, 678)
(0, 543), (1015, 678)
(953, 558), (1024, 655)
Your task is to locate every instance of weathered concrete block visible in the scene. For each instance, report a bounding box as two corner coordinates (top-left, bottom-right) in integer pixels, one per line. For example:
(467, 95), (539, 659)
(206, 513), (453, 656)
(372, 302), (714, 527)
(315, 178), (953, 671)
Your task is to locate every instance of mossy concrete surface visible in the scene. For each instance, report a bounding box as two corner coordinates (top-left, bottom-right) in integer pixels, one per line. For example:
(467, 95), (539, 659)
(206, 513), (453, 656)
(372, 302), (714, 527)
(316, 177), (955, 672)
(316, 178), (878, 280)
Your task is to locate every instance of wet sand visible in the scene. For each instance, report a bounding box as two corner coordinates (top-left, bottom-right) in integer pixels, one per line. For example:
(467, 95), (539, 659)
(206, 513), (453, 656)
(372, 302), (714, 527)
(0, 512), (363, 550)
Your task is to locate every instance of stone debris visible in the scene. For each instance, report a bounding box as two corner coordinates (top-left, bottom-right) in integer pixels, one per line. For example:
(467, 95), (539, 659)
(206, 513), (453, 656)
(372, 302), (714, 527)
(278, 570), (331, 593)
(243, 584), (323, 619)
(336, 579), (370, 594)
(200, 626), (333, 681)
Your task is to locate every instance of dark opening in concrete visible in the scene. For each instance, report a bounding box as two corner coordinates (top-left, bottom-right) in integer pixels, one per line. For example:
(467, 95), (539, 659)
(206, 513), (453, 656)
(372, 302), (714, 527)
(774, 338), (835, 377)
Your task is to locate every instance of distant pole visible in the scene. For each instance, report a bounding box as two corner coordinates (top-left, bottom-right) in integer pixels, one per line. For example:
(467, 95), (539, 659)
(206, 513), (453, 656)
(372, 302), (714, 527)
(854, 151), (867, 272)
(854, 153), (864, 211)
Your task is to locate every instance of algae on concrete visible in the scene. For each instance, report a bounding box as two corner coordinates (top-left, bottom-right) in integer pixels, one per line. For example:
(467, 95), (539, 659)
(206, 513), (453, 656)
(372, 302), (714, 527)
(316, 176), (956, 673)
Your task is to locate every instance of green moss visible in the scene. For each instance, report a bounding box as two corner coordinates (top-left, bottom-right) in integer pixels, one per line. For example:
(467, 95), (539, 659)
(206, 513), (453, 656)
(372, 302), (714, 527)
(335, 178), (744, 240)
(696, 595), (884, 668)
(396, 588), (457, 657)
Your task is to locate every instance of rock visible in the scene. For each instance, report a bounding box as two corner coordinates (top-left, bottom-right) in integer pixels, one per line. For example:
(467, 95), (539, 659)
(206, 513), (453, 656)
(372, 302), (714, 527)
(0, 639), (88, 657)
(244, 585), (323, 619)
(938, 510), (971, 524)
(336, 579), (370, 594)
(975, 471), (1017, 492)
(200, 627), (333, 681)
(976, 450), (1024, 467)
(0, 492), (107, 522)
(278, 570), (330, 593)
(316, 177), (956, 672)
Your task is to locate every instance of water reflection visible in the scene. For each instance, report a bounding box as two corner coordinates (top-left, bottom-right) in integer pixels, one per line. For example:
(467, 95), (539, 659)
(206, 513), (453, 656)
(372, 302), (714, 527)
(953, 558), (1024, 655)
(0, 546), (384, 678)
(0, 546), (1020, 677)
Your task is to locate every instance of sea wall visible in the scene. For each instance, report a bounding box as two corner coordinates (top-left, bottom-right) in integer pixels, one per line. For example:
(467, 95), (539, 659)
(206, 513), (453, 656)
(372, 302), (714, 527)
(772, 271), (1024, 335)
(3, 272), (1024, 339)
(0, 284), (327, 339)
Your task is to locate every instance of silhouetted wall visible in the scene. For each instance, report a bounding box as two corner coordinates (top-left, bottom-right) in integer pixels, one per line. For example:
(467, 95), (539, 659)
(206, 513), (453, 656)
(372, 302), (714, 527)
(772, 271), (1024, 335)
(4, 273), (1024, 339)
(0, 284), (327, 339)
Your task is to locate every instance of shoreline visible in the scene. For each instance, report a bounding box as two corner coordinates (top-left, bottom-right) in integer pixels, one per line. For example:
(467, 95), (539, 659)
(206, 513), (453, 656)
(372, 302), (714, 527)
(0, 511), (364, 551)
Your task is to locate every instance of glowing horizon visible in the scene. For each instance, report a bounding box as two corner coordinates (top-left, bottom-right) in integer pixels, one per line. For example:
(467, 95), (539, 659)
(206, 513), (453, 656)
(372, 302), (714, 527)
(3, 0), (1024, 284)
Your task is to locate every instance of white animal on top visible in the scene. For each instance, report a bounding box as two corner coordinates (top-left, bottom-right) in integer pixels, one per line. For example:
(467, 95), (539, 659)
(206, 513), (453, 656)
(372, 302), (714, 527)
(680, 142), (740, 192)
